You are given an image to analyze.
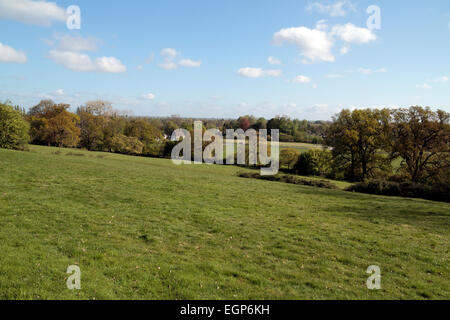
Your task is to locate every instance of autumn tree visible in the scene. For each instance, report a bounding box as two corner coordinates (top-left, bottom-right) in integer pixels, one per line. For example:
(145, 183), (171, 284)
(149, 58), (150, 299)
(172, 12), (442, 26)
(325, 108), (391, 181)
(28, 100), (80, 147)
(389, 106), (450, 183)
(124, 118), (164, 156)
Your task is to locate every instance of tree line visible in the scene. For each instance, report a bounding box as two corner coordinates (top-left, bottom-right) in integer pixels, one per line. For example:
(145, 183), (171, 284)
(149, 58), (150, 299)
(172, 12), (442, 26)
(1, 99), (449, 195)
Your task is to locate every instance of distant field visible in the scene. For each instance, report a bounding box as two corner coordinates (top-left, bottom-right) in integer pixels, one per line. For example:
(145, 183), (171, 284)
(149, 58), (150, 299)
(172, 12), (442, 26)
(0, 145), (449, 299)
(224, 139), (325, 153)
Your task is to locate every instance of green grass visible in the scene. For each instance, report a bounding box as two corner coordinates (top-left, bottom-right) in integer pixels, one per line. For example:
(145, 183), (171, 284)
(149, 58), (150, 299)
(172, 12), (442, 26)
(0, 145), (449, 300)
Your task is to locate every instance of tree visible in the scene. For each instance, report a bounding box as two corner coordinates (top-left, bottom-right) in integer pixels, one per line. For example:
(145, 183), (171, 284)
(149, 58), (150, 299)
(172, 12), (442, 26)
(326, 108), (391, 181)
(238, 116), (251, 131)
(390, 106), (450, 183)
(280, 148), (300, 170)
(111, 134), (144, 155)
(294, 149), (332, 176)
(28, 100), (80, 147)
(125, 119), (164, 156)
(77, 110), (106, 150)
(0, 103), (30, 150)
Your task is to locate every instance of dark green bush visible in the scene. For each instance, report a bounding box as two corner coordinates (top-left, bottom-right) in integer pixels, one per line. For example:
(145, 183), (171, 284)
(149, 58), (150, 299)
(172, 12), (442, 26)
(294, 149), (332, 176)
(238, 172), (339, 189)
(347, 179), (450, 203)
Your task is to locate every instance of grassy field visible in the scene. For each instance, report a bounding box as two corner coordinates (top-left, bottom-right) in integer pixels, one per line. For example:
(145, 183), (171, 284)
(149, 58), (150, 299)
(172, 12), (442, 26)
(0, 145), (449, 300)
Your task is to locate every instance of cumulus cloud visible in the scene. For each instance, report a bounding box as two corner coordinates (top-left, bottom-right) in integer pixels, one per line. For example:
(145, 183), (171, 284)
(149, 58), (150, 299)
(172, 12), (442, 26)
(52, 34), (100, 52)
(291, 75), (311, 83)
(357, 67), (387, 75)
(416, 83), (432, 89)
(433, 76), (448, 83)
(178, 58), (202, 67)
(141, 93), (156, 100)
(272, 21), (376, 63)
(268, 56), (282, 65)
(306, 0), (356, 17)
(325, 73), (344, 78)
(0, 42), (27, 63)
(159, 61), (178, 70)
(331, 23), (377, 44)
(0, 0), (67, 26)
(160, 48), (179, 60)
(272, 22), (335, 63)
(237, 67), (282, 78)
(158, 48), (201, 70)
(48, 50), (126, 73)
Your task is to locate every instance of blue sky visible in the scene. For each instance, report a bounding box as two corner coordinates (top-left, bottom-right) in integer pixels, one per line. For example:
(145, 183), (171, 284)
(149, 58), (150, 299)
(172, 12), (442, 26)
(0, 0), (449, 120)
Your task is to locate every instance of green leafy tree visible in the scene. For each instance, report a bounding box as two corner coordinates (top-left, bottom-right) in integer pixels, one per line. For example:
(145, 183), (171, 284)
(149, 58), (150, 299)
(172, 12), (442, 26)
(295, 149), (332, 176)
(280, 148), (300, 170)
(390, 106), (450, 183)
(326, 108), (391, 181)
(0, 103), (30, 150)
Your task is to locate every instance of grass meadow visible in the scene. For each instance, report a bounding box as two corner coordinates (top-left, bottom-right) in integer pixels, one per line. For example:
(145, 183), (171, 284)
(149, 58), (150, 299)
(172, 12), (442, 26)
(0, 145), (449, 299)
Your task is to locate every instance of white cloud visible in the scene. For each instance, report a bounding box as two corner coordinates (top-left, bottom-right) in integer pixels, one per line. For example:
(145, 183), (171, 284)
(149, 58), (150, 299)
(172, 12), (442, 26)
(0, 0), (67, 26)
(272, 22), (335, 63)
(340, 46), (349, 54)
(0, 42), (27, 63)
(416, 83), (432, 89)
(292, 75), (311, 83)
(48, 50), (126, 73)
(357, 67), (387, 75)
(178, 58), (202, 67)
(159, 61), (178, 70)
(160, 48), (179, 60)
(53, 34), (100, 51)
(306, 0), (356, 17)
(325, 73), (344, 78)
(433, 76), (448, 83)
(268, 56), (282, 65)
(141, 93), (156, 100)
(331, 23), (377, 44)
(159, 48), (201, 70)
(237, 67), (282, 78)
(54, 89), (64, 96)
(273, 21), (377, 63)
(136, 65), (144, 70)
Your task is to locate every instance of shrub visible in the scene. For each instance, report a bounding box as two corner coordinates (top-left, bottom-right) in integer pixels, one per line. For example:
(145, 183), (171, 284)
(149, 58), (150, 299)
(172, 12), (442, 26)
(0, 104), (30, 150)
(111, 134), (144, 155)
(280, 148), (300, 170)
(238, 172), (339, 189)
(347, 179), (450, 203)
(294, 149), (332, 176)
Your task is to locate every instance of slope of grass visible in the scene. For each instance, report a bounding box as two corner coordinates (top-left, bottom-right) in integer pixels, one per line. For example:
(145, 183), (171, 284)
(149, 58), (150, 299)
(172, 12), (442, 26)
(0, 145), (449, 300)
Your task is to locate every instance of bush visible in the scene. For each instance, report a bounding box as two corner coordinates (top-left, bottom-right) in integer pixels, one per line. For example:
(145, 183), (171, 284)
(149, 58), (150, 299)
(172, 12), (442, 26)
(280, 148), (300, 170)
(238, 172), (339, 189)
(0, 104), (30, 150)
(347, 179), (450, 203)
(111, 134), (144, 155)
(294, 149), (332, 176)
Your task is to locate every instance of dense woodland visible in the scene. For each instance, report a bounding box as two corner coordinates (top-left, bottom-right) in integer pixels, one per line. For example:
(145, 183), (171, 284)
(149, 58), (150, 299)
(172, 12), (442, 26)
(1, 99), (449, 201)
